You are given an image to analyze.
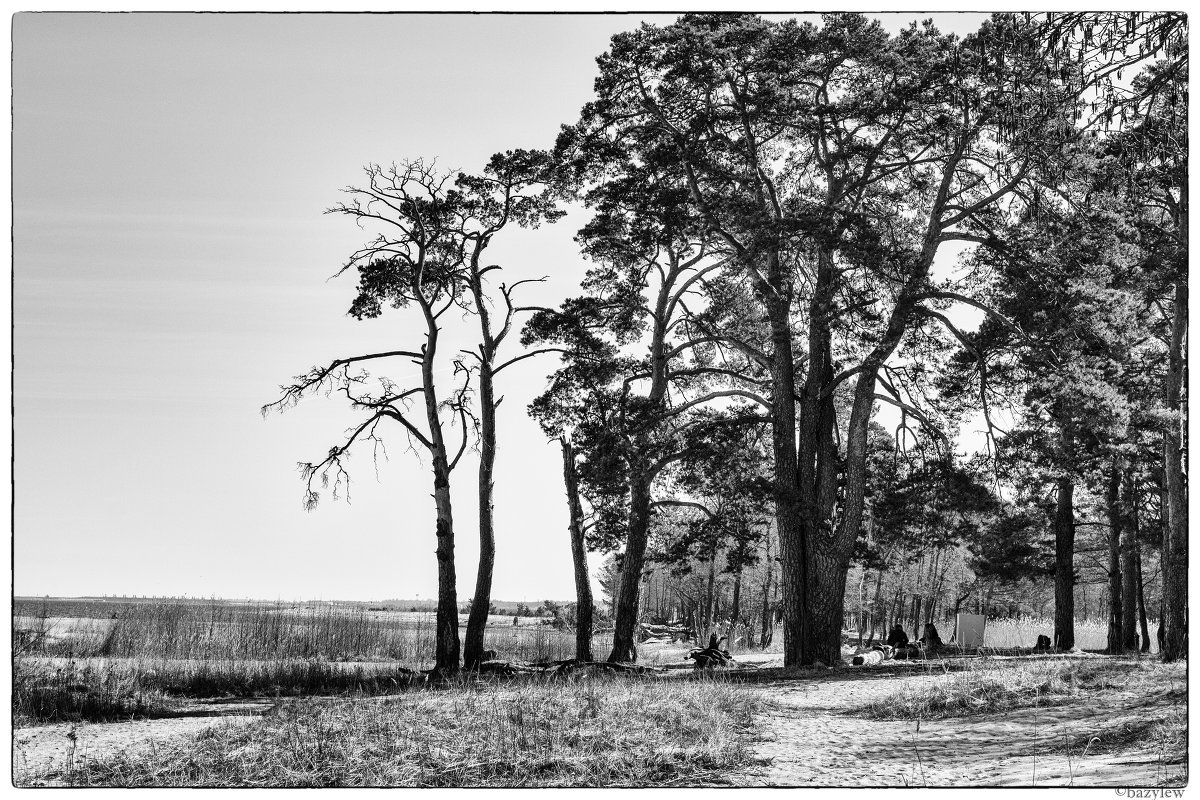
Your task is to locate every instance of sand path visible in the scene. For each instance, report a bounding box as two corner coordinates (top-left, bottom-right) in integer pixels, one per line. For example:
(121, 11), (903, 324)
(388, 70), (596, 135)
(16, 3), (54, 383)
(735, 669), (1184, 787)
(13, 700), (272, 786)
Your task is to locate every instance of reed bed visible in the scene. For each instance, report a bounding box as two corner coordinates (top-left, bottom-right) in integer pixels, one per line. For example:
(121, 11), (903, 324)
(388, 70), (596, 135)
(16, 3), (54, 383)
(14, 600), (610, 665)
(13, 600), (615, 724)
(46, 674), (764, 787)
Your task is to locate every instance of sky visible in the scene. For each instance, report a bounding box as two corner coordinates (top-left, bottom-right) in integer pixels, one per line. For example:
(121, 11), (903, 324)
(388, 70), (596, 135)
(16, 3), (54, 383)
(13, 12), (993, 603)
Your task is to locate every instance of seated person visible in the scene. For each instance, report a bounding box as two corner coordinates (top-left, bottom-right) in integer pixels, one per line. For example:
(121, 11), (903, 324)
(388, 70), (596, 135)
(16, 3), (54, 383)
(886, 624), (910, 648)
(920, 622), (944, 652)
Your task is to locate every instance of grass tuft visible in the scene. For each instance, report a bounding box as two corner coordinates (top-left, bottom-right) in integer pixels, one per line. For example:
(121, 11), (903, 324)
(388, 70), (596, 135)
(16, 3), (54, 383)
(46, 675), (764, 787)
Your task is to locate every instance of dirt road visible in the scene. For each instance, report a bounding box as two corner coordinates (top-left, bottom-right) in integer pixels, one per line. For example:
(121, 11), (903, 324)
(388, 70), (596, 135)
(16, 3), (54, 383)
(735, 668), (1185, 787)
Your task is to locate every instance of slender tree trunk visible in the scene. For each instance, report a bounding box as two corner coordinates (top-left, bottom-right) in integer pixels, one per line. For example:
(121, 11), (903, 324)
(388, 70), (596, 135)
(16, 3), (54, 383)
(703, 555), (716, 644)
(1120, 470), (1139, 651)
(561, 438), (594, 662)
(1054, 470), (1076, 651)
(417, 317), (460, 676)
(431, 457), (460, 674)
(1105, 459), (1124, 654)
(463, 363), (497, 669)
(609, 471), (652, 663)
(1136, 545), (1151, 653)
(856, 568), (866, 647)
(866, 568), (885, 645)
(760, 546), (773, 649)
(1161, 277), (1188, 662)
(730, 566), (742, 646)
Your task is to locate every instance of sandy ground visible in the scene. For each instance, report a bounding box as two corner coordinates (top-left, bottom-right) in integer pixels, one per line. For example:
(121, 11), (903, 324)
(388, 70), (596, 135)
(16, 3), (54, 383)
(13, 700), (272, 786)
(13, 651), (1185, 788)
(733, 666), (1186, 787)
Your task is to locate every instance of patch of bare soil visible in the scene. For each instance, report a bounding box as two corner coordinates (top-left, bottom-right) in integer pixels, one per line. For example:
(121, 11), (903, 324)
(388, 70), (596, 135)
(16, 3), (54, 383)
(733, 668), (1186, 787)
(13, 699), (273, 787)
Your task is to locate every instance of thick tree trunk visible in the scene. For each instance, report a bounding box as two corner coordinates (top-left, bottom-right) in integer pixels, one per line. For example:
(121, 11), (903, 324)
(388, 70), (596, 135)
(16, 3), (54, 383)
(1120, 470), (1139, 651)
(561, 438), (594, 662)
(763, 275), (806, 668)
(1105, 459), (1124, 654)
(803, 544), (848, 665)
(795, 248), (844, 666)
(1161, 277), (1188, 662)
(609, 472), (652, 663)
(1053, 472), (1076, 651)
(463, 365), (497, 669)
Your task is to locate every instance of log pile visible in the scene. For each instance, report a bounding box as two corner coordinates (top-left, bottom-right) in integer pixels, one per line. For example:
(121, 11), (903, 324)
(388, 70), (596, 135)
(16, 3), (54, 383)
(475, 658), (666, 678)
(638, 622), (692, 643)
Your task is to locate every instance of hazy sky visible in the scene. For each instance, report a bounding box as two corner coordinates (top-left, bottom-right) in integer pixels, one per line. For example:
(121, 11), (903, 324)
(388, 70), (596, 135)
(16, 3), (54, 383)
(14, 12), (991, 602)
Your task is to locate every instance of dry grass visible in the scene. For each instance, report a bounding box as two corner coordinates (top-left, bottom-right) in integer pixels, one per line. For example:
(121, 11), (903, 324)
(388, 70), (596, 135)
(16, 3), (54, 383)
(13, 599), (616, 725)
(46, 674), (765, 787)
(12, 656), (431, 724)
(858, 657), (1184, 720)
(15, 601), (608, 665)
(981, 617), (1142, 652)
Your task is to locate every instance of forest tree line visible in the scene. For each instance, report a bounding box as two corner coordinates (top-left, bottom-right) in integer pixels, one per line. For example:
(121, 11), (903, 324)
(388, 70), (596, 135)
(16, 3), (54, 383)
(266, 12), (1188, 673)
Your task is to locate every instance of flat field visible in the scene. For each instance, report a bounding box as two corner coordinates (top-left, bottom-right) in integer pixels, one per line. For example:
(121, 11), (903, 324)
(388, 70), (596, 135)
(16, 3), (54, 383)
(12, 598), (1186, 788)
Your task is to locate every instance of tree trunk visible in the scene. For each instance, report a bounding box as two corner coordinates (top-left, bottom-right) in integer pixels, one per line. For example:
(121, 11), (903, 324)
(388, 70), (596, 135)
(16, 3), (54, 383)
(432, 459), (460, 674)
(703, 555), (716, 645)
(803, 544), (848, 665)
(866, 568), (885, 645)
(1105, 459), (1124, 654)
(561, 438), (594, 662)
(1161, 277), (1188, 662)
(608, 471), (652, 663)
(763, 275), (806, 668)
(760, 546), (773, 649)
(1120, 469), (1139, 651)
(463, 363), (497, 669)
(1054, 471), (1076, 651)
(730, 566), (742, 646)
(1136, 544), (1151, 653)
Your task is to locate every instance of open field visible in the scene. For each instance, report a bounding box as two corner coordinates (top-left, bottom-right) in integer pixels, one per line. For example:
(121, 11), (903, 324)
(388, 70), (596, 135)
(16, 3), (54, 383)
(11, 597), (1186, 788)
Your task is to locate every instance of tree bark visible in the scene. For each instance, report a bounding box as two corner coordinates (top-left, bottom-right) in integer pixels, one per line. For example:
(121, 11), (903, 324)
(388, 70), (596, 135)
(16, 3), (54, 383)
(803, 543), (849, 665)
(1161, 276), (1188, 662)
(760, 541), (773, 649)
(762, 268), (806, 668)
(463, 361), (497, 669)
(608, 472), (652, 662)
(1053, 472), (1076, 651)
(431, 457), (460, 673)
(1105, 458), (1124, 654)
(1136, 544), (1151, 653)
(730, 565), (743, 645)
(703, 554), (716, 644)
(1120, 469), (1139, 651)
(419, 312), (460, 675)
(561, 437), (594, 662)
